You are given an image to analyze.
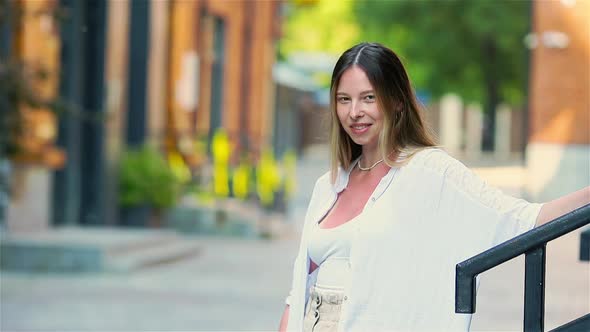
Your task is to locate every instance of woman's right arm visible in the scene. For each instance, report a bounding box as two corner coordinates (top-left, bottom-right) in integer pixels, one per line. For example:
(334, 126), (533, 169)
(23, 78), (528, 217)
(279, 173), (329, 332)
(278, 305), (290, 332)
(279, 259), (318, 331)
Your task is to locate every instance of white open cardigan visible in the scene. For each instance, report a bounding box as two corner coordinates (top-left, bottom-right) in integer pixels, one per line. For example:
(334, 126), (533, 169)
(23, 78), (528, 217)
(286, 148), (542, 332)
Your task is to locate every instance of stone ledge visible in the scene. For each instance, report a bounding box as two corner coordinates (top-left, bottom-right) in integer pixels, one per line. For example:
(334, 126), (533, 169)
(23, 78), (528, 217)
(0, 226), (199, 273)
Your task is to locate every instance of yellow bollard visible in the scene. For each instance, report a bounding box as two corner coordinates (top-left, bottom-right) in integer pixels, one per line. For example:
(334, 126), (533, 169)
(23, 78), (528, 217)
(167, 151), (191, 184)
(211, 129), (230, 198)
(256, 149), (280, 208)
(233, 161), (250, 200)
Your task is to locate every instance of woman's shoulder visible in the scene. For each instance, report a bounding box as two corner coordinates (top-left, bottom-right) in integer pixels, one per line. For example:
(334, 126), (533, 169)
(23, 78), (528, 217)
(407, 148), (504, 203)
(403, 148), (478, 187)
(314, 171), (332, 189)
(404, 147), (461, 172)
(304, 171), (334, 213)
(304, 171), (333, 200)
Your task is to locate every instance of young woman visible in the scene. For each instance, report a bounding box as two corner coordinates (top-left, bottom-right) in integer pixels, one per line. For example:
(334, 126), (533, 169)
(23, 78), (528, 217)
(279, 42), (589, 332)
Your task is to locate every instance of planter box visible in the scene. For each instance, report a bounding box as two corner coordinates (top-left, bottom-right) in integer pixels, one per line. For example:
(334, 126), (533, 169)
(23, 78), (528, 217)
(119, 205), (151, 227)
(166, 204), (258, 238)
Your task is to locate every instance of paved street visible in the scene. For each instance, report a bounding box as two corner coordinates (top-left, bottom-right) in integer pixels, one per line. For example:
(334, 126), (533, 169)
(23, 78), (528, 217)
(1, 146), (588, 331)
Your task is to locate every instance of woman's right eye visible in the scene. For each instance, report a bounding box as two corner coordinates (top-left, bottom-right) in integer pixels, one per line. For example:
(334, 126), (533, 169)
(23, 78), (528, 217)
(337, 96), (350, 103)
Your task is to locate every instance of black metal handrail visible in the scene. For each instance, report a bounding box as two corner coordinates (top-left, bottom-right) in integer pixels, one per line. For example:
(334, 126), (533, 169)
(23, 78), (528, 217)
(580, 226), (590, 261)
(455, 203), (590, 332)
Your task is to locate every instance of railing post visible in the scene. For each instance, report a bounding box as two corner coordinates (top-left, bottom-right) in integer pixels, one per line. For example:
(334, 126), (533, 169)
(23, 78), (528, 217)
(456, 205), (590, 331)
(524, 245), (546, 332)
(581, 227), (590, 261)
(455, 263), (476, 313)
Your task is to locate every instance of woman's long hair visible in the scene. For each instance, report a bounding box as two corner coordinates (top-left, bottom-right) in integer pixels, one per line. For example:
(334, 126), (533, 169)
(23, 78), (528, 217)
(329, 42), (437, 183)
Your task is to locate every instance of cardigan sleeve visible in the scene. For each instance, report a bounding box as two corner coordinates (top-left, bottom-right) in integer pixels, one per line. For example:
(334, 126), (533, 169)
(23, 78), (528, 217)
(284, 172), (331, 305)
(416, 149), (543, 249)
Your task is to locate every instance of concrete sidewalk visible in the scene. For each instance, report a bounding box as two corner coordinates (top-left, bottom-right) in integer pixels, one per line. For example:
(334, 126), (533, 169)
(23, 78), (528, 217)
(1, 236), (299, 331)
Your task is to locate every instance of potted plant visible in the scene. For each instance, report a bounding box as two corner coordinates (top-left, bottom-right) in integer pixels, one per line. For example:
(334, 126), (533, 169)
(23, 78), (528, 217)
(118, 145), (182, 227)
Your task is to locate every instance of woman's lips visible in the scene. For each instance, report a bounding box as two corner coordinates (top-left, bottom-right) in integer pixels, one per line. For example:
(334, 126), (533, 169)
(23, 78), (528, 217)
(350, 124), (371, 135)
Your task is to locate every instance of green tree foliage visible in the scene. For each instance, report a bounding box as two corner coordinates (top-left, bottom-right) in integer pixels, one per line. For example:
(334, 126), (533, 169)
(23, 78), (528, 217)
(282, 0), (530, 107)
(279, 0), (360, 60)
(281, 0), (531, 149)
(355, 0), (531, 108)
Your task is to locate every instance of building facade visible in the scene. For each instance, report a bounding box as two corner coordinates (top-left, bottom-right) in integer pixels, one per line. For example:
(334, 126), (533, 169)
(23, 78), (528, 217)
(3, 0), (282, 230)
(526, 0), (589, 201)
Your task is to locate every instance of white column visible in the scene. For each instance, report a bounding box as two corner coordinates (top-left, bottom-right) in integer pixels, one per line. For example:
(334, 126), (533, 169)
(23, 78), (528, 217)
(495, 104), (512, 160)
(6, 166), (51, 233)
(439, 94), (463, 155)
(465, 103), (483, 160)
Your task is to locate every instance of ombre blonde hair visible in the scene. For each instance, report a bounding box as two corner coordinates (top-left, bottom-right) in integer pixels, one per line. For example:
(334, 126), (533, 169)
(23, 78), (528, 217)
(329, 42), (437, 183)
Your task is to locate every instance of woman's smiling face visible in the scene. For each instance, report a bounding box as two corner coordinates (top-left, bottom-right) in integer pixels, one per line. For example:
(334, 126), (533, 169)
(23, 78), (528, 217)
(336, 66), (383, 152)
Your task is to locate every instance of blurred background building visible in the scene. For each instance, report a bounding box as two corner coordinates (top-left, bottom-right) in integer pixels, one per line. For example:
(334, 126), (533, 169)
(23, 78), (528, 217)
(526, 0), (589, 202)
(1, 0), (588, 236)
(2, 0), (302, 231)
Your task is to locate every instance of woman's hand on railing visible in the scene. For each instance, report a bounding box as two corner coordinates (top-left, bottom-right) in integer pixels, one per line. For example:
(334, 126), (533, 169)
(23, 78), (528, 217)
(536, 186), (590, 226)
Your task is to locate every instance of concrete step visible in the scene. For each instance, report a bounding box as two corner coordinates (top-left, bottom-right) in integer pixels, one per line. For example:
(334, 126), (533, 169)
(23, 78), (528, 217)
(105, 240), (201, 272)
(0, 226), (200, 273)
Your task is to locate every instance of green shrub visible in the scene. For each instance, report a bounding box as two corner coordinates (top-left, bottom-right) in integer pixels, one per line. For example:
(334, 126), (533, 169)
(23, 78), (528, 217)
(118, 146), (182, 210)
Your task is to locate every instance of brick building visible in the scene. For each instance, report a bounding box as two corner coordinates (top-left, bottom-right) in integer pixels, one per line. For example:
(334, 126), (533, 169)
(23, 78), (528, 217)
(526, 0), (590, 201)
(2, 0), (282, 230)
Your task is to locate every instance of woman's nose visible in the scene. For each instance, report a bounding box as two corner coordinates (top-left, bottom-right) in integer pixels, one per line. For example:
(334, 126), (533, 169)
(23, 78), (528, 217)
(350, 102), (363, 119)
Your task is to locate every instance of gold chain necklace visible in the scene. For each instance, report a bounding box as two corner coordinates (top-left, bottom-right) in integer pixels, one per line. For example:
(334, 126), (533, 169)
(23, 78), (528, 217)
(357, 157), (384, 171)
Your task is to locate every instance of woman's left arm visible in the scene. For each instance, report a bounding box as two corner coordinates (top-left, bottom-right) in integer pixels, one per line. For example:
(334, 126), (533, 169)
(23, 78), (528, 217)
(536, 186), (590, 226)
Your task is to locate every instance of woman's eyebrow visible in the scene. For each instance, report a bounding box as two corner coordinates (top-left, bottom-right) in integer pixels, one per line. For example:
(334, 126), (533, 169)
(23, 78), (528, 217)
(336, 90), (374, 95)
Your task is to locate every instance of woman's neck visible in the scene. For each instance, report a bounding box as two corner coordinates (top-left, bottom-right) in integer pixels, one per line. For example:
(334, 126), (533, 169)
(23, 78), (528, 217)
(360, 146), (381, 167)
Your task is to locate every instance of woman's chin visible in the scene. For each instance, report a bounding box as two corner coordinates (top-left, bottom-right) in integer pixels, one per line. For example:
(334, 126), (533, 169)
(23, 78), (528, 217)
(351, 138), (378, 150)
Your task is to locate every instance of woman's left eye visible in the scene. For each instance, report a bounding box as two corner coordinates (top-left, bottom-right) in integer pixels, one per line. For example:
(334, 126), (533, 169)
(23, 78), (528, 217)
(364, 95), (375, 101)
